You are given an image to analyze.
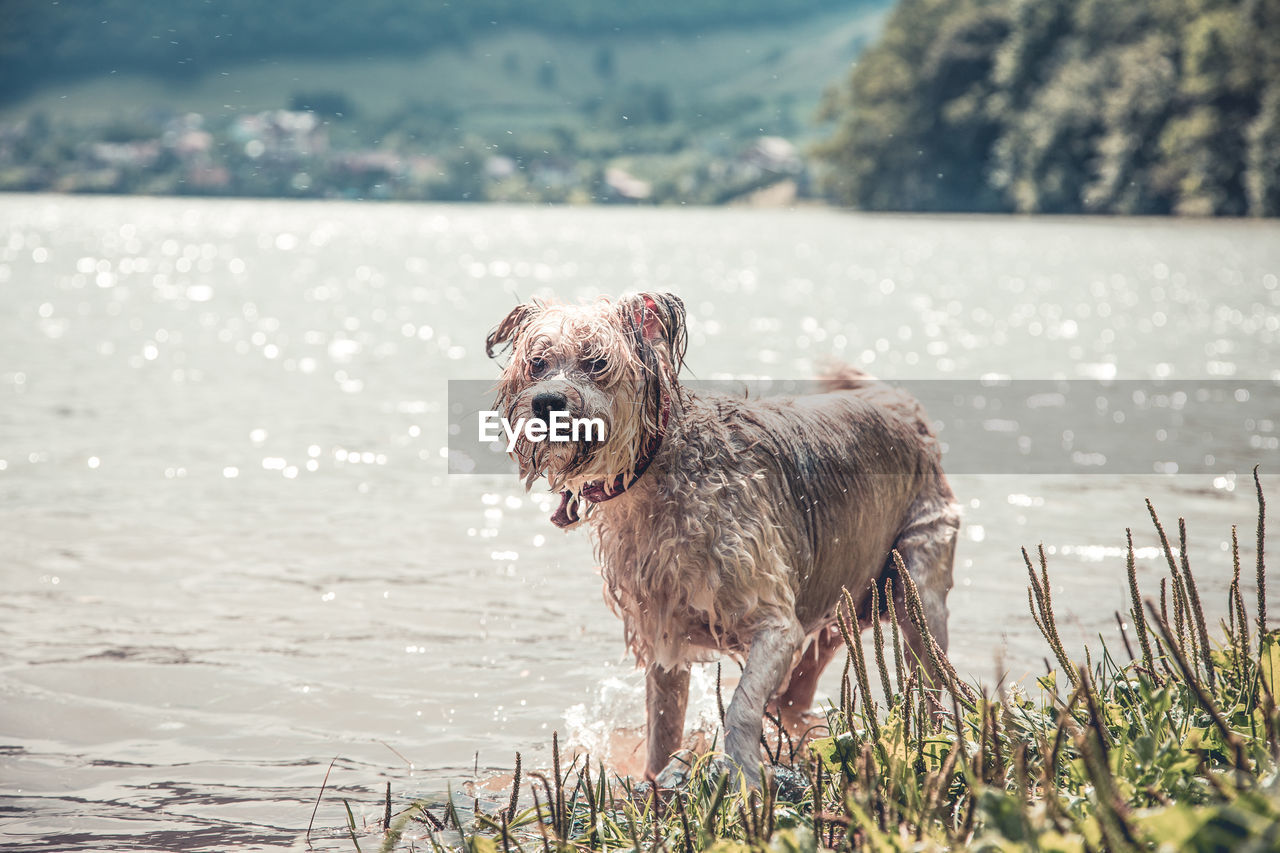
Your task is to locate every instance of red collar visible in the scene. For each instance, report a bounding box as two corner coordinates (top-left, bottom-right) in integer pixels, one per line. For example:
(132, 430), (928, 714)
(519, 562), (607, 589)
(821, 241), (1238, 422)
(550, 393), (670, 528)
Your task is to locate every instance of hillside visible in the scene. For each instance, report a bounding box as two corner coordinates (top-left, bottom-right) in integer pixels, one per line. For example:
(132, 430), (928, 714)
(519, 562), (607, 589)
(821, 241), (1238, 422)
(0, 0), (869, 96)
(0, 7), (883, 131)
(0, 3), (888, 204)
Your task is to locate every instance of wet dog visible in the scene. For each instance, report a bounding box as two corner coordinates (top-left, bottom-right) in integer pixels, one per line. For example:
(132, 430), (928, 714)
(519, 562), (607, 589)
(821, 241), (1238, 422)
(485, 292), (958, 785)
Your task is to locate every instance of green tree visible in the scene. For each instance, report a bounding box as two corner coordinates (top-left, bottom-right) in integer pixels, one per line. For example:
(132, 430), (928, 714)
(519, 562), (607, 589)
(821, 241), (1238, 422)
(815, 0), (1012, 212)
(1246, 86), (1280, 216)
(815, 0), (1280, 216)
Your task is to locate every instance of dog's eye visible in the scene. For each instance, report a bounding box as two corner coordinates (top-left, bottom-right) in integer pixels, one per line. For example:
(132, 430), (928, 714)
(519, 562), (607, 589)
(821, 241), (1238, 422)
(529, 356), (548, 377)
(585, 356), (608, 376)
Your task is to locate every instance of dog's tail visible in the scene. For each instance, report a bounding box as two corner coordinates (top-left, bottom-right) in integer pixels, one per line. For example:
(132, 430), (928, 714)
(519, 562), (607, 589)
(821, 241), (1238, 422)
(817, 359), (941, 453)
(815, 360), (878, 393)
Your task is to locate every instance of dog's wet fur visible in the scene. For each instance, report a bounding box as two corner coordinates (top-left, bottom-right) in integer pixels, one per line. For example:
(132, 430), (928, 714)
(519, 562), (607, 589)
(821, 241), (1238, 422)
(486, 292), (959, 785)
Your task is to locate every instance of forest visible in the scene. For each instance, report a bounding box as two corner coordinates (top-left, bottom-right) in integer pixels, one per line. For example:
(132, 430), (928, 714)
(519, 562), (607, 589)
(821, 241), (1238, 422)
(815, 0), (1280, 216)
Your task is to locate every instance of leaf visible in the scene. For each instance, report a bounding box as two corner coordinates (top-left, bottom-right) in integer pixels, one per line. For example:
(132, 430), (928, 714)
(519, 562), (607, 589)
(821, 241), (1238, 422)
(1259, 631), (1280, 696)
(878, 710), (910, 764)
(976, 788), (1030, 843)
(1180, 727), (1205, 752)
(1038, 670), (1058, 694)
(1138, 796), (1280, 853)
(772, 805), (801, 831)
(1137, 804), (1211, 849)
(1133, 733), (1156, 763)
(920, 735), (955, 771)
(343, 799), (363, 853)
(769, 827), (818, 853)
(467, 836), (499, 853)
(705, 841), (754, 853)
(1138, 679), (1174, 719)
(1034, 830), (1090, 853)
(808, 733), (858, 774)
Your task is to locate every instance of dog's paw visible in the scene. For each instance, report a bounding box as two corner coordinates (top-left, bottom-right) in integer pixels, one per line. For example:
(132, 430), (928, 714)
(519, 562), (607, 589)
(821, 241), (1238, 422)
(652, 750), (696, 790)
(769, 764), (809, 803)
(703, 754), (743, 786)
(631, 778), (655, 802)
(702, 757), (807, 800)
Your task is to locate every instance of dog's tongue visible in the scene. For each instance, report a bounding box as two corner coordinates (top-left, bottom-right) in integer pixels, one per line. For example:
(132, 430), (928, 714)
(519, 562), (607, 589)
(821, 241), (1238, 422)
(551, 491), (580, 528)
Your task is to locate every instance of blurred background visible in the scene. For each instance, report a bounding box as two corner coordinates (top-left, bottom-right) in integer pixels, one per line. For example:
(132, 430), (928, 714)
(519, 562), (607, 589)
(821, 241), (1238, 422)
(1, 2), (1278, 851)
(2, 0), (1278, 213)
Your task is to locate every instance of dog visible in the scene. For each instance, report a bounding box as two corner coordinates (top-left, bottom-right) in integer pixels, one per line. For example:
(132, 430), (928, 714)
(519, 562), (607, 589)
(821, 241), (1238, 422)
(485, 292), (958, 785)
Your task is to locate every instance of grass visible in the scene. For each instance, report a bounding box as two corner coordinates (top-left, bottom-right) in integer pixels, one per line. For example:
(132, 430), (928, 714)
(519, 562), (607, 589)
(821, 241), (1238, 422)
(353, 467), (1276, 852)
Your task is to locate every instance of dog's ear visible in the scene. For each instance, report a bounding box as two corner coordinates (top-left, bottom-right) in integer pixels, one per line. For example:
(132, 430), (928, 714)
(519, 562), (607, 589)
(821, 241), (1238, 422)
(619, 292), (687, 374)
(485, 302), (539, 359)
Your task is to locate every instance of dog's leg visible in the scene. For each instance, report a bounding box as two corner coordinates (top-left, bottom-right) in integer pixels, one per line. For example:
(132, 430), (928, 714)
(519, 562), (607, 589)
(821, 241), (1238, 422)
(891, 504), (958, 688)
(770, 626), (842, 722)
(724, 623), (803, 781)
(645, 663), (691, 782)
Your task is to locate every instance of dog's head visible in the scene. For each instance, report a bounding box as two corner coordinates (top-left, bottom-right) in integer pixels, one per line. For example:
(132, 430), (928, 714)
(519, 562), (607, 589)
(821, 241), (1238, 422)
(485, 292), (686, 495)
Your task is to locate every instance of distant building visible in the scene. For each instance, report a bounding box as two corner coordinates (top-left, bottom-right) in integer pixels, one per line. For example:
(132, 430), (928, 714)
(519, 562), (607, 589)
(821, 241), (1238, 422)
(604, 167), (651, 201)
(740, 136), (802, 175)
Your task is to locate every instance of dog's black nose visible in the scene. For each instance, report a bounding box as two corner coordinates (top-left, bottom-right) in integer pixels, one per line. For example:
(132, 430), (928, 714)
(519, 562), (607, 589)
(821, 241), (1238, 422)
(531, 391), (568, 422)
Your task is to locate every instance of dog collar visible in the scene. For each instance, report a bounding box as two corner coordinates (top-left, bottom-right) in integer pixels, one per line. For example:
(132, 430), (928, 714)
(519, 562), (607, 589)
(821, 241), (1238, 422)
(550, 393), (671, 528)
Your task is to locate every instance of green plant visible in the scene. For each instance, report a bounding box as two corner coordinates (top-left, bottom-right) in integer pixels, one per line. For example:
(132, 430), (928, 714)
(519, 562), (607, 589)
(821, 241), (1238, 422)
(361, 468), (1276, 851)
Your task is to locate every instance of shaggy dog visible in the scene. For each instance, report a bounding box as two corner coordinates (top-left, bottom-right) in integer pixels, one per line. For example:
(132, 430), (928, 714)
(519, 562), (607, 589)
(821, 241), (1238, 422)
(485, 292), (958, 785)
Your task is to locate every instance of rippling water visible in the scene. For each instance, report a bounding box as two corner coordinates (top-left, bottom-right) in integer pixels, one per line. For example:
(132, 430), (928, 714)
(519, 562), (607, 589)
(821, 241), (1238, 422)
(1, 195), (1278, 851)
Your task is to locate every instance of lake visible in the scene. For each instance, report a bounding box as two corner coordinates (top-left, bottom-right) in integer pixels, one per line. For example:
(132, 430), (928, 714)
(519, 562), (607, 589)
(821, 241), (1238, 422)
(1, 194), (1277, 851)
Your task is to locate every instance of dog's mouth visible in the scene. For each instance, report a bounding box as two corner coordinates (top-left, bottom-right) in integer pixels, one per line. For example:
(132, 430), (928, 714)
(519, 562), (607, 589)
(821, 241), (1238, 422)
(498, 379), (668, 524)
(517, 434), (581, 489)
(503, 403), (610, 493)
(547, 389), (671, 527)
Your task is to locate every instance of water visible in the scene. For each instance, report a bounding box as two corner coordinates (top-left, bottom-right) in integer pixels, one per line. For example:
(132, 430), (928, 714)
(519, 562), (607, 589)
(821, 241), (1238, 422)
(1, 194), (1277, 851)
